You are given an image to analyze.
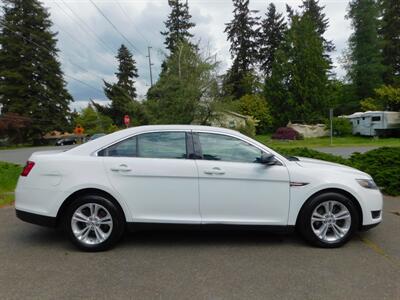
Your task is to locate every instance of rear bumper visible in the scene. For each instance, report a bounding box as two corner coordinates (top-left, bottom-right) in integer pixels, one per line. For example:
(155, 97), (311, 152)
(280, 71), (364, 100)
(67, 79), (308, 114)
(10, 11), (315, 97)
(16, 209), (57, 228)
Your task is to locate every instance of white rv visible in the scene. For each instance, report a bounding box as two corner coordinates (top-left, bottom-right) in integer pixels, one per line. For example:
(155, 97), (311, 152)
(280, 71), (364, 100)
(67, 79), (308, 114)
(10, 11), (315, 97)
(345, 111), (400, 136)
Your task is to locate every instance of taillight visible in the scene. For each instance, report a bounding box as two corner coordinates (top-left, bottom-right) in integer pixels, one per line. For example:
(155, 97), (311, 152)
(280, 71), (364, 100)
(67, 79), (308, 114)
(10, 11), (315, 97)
(21, 161), (35, 177)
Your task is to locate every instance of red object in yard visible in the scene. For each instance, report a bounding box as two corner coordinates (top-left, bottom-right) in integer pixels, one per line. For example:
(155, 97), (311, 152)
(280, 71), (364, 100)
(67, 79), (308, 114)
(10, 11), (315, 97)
(21, 161), (35, 177)
(272, 127), (302, 140)
(124, 115), (130, 126)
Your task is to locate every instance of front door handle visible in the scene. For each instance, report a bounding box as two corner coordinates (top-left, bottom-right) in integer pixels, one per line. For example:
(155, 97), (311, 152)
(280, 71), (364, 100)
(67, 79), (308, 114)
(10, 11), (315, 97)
(110, 164), (132, 172)
(204, 167), (225, 175)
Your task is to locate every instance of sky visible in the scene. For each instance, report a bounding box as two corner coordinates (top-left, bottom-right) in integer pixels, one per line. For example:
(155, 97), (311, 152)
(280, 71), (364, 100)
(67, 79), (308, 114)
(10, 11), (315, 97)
(40, 0), (353, 111)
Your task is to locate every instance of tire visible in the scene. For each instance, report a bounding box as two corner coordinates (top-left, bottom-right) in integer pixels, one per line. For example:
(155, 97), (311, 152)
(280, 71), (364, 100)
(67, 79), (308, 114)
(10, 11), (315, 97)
(297, 192), (359, 248)
(65, 194), (125, 251)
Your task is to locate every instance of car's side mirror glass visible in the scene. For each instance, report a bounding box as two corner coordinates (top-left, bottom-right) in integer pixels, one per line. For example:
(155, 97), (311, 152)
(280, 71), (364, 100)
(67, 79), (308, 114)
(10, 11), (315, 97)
(260, 153), (277, 165)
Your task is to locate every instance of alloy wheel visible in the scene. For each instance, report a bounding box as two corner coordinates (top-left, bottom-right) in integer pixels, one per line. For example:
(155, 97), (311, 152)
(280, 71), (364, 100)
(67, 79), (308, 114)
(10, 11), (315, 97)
(71, 203), (113, 245)
(311, 200), (351, 243)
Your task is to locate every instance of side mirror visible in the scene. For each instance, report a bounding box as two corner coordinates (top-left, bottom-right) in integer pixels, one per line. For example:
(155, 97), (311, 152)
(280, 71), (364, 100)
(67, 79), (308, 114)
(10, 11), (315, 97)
(260, 153), (277, 165)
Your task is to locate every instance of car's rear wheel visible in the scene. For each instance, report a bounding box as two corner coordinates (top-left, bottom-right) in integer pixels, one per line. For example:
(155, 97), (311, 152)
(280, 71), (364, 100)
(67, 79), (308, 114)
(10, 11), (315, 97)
(297, 192), (359, 248)
(65, 195), (125, 251)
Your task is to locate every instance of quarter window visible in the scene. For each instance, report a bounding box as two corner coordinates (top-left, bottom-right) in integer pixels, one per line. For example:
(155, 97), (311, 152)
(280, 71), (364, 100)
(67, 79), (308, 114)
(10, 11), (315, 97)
(197, 133), (262, 163)
(98, 136), (137, 157)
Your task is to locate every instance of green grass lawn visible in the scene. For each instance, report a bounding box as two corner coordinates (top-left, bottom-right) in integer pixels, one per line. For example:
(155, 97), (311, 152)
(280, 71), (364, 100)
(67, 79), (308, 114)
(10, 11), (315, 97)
(0, 162), (22, 206)
(256, 135), (400, 149)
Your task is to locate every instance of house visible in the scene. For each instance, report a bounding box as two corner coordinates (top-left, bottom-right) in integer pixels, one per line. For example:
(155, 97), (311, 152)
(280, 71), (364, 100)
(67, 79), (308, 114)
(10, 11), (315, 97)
(344, 111), (400, 136)
(207, 111), (250, 129)
(287, 122), (328, 138)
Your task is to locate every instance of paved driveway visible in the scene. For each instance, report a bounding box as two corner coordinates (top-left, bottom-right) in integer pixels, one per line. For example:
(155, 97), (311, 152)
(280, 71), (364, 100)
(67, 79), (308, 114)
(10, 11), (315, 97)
(0, 197), (399, 299)
(313, 146), (378, 158)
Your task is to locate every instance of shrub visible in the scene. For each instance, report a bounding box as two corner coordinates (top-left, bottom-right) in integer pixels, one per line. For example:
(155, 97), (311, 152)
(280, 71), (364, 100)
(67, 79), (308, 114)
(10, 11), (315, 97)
(325, 117), (352, 136)
(349, 147), (400, 195)
(234, 94), (272, 133)
(272, 127), (303, 140)
(237, 117), (257, 138)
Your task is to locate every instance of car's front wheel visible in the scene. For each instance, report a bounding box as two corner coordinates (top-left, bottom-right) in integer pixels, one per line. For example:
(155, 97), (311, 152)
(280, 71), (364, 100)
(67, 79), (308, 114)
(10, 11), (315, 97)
(65, 195), (125, 251)
(297, 192), (359, 248)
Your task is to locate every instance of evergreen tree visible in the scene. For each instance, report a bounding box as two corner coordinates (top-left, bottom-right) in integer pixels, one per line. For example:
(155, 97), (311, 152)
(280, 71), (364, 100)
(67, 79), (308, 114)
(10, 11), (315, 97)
(98, 45), (144, 126)
(161, 0), (195, 53)
(300, 0), (335, 54)
(258, 3), (286, 78)
(380, 0), (400, 86)
(347, 0), (385, 100)
(266, 13), (330, 127)
(115, 44), (138, 99)
(0, 0), (72, 140)
(224, 0), (260, 99)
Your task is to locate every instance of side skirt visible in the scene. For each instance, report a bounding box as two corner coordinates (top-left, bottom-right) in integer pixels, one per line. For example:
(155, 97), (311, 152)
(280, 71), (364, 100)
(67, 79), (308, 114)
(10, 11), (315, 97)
(127, 222), (295, 234)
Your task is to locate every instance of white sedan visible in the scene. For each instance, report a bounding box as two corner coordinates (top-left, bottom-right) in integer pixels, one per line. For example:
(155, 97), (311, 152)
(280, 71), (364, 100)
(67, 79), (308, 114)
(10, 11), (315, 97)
(15, 125), (382, 251)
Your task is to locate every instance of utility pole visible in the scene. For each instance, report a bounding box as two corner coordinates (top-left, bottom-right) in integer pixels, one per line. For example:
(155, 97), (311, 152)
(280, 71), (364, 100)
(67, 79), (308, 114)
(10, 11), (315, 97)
(329, 108), (333, 146)
(147, 46), (154, 87)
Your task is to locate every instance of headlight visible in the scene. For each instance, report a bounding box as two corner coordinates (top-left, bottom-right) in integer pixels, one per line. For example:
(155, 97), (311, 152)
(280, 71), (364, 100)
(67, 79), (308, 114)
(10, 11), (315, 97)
(356, 179), (378, 190)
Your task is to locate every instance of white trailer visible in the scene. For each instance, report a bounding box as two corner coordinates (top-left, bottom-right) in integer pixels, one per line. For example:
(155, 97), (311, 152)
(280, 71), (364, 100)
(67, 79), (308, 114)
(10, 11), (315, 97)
(345, 111), (400, 136)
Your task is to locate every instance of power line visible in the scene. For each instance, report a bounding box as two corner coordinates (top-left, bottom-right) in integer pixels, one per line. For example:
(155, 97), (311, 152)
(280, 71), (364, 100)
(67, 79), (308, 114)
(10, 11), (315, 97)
(116, 0), (150, 46)
(52, 25), (111, 82)
(147, 46), (154, 87)
(89, 0), (146, 57)
(118, 0), (163, 43)
(0, 19), (104, 95)
(57, 0), (116, 55)
(53, 23), (90, 54)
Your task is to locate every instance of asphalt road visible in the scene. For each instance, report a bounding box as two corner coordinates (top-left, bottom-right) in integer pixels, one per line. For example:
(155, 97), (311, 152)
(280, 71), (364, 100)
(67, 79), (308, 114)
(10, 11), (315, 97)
(0, 145), (378, 165)
(0, 197), (399, 299)
(0, 145), (74, 165)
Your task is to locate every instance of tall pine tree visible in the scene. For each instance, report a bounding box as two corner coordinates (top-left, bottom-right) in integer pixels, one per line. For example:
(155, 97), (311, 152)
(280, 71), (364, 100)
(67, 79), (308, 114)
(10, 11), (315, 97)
(224, 0), (260, 99)
(266, 12), (330, 127)
(97, 45), (143, 126)
(347, 0), (385, 100)
(300, 0), (335, 54)
(380, 0), (400, 86)
(161, 0), (195, 53)
(0, 0), (72, 140)
(258, 3), (286, 78)
(115, 44), (138, 99)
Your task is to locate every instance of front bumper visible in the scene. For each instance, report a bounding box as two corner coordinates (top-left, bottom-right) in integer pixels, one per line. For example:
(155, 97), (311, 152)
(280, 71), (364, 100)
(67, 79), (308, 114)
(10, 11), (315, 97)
(360, 222), (381, 232)
(16, 209), (57, 228)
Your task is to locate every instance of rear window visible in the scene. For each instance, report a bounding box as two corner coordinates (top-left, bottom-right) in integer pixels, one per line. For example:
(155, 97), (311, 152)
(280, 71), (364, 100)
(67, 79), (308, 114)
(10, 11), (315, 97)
(98, 132), (187, 159)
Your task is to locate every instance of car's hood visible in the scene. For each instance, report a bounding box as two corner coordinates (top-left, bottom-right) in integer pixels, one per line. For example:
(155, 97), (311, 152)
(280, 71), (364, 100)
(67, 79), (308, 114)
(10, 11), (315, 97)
(294, 157), (369, 177)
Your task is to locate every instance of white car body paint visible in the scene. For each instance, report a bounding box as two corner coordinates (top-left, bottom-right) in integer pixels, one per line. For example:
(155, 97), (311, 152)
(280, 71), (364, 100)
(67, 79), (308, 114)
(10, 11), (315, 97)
(15, 125), (383, 228)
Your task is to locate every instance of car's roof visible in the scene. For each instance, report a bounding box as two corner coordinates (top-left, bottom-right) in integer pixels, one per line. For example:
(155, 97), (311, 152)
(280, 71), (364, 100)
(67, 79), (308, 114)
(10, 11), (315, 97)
(66, 125), (243, 156)
(118, 124), (239, 132)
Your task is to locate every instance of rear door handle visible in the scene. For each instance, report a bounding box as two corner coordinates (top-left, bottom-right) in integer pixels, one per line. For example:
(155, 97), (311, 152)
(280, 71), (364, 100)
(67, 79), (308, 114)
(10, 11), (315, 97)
(110, 164), (132, 172)
(204, 167), (225, 175)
